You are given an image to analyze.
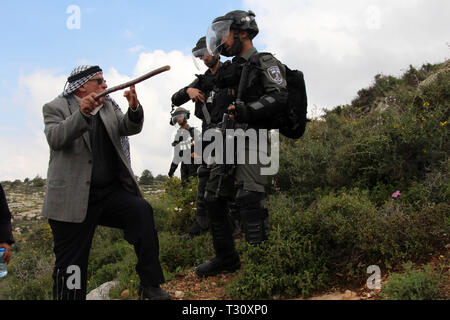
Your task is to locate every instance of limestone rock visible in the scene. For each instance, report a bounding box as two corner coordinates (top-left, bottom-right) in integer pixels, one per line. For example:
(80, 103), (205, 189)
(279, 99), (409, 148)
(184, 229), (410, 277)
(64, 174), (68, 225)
(86, 281), (119, 300)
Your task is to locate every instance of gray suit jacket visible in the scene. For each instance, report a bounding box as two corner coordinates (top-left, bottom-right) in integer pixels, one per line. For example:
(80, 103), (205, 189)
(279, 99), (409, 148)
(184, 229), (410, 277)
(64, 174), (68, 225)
(41, 94), (144, 223)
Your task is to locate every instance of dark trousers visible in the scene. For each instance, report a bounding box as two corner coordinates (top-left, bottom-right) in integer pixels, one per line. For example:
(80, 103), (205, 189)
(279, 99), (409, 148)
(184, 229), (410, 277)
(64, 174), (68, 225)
(49, 186), (165, 300)
(196, 165), (209, 227)
(180, 163), (199, 188)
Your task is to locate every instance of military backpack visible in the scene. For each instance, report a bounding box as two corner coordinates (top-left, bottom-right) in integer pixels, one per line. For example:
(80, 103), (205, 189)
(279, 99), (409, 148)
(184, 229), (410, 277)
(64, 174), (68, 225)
(249, 53), (309, 139)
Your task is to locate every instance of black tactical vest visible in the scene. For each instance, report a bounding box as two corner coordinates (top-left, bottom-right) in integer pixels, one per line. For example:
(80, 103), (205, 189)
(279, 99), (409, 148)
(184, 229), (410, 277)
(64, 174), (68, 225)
(194, 64), (234, 129)
(215, 59), (265, 112)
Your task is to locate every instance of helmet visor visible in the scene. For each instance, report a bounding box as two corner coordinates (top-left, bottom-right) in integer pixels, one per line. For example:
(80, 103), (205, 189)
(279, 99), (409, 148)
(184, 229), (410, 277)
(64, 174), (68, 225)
(191, 47), (209, 71)
(206, 20), (233, 55)
(171, 114), (186, 125)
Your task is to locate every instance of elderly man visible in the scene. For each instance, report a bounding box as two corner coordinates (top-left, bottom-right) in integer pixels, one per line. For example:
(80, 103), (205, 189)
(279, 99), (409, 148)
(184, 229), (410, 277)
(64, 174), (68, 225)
(42, 65), (169, 300)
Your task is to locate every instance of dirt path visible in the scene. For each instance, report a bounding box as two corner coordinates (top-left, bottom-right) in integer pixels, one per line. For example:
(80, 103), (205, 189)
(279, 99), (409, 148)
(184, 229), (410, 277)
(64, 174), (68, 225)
(162, 270), (236, 300)
(161, 269), (381, 301)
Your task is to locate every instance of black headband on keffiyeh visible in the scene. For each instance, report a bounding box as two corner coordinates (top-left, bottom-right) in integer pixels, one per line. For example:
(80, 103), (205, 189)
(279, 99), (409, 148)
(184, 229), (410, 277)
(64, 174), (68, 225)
(63, 65), (103, 96)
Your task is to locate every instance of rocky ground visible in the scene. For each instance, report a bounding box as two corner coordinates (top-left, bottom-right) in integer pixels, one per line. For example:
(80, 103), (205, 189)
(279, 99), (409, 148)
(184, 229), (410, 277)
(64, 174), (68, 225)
(3, 182), (46, 238)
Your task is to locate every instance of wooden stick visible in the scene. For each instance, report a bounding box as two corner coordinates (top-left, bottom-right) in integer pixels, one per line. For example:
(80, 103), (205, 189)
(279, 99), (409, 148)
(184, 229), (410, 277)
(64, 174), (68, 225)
(94, 65), (171, 100)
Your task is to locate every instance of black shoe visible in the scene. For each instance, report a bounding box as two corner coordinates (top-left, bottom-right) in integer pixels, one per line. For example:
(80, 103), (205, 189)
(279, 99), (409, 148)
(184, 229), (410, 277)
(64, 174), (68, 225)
(138, 285), (171, 300)
(195, 254), (241, 278)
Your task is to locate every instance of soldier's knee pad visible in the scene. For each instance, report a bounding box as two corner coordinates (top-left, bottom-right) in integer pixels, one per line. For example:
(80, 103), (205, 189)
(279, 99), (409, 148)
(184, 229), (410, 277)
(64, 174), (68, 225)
(235, 189), (268, 245)
(240, 208), (267, 246)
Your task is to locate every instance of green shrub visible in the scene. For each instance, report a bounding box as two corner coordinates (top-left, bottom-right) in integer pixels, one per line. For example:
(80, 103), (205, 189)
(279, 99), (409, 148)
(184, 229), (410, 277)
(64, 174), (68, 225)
(360, 201), (449, 268)
(275, 59), (449, 207)
(380, 262), (447, 300)
(227, 188), (449, 299)
(158, 231), (214, 273)
(1, 223), (54, 300)
(227, 193), (330, 299)
(161, 177), (199, 233)
(87, 227), (136, 292)
(151, 194), (173, 232)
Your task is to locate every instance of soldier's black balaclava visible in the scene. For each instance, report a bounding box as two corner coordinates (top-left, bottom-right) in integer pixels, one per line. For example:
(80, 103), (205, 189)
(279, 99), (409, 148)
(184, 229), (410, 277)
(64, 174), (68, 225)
(220, 30), (244, 57)
(205, 55), (220, 68)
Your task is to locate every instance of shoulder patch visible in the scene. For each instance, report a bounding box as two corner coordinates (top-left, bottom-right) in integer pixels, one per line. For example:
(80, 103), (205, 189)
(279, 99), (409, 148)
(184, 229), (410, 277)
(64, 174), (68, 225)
(267, 66), (283, 85)
(261, 54), (273, 62)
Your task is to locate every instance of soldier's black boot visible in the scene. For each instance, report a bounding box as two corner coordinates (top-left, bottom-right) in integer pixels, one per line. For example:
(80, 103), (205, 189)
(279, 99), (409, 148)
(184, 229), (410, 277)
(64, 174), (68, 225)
(236, 189), (268, 246)
(196, 252), (241, 278)
(138, 285), (171, 300)
(196, 193), (240, 277)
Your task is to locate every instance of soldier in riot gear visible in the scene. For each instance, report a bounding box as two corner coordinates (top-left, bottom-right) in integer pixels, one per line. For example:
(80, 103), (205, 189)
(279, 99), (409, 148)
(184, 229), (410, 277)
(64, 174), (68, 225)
(168, 107), (200, 186)
(195, 10), (288, 277)
(172, 37), (226, 130)
(171, 37), (240, 239)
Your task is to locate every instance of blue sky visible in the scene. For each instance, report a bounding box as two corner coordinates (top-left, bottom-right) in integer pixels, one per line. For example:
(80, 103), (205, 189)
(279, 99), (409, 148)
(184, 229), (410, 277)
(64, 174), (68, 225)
(0, 0), (448, 181)
(0, 0), (242, 98)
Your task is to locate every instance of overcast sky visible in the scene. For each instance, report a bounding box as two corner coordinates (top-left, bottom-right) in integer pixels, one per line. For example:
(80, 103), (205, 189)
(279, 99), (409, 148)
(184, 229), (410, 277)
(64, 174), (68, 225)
(0, 0), (448, 181)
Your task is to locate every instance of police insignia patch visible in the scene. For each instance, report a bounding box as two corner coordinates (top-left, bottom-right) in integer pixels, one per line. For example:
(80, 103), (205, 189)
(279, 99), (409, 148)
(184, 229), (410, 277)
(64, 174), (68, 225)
(267, 66), (283, 84)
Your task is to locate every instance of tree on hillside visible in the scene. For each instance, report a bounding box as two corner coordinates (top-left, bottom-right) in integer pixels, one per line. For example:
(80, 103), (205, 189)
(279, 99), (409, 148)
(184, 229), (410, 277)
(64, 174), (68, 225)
(139, 170), (154, 185)
(31, 175), (45, 187)
(154, 174), (168, 183)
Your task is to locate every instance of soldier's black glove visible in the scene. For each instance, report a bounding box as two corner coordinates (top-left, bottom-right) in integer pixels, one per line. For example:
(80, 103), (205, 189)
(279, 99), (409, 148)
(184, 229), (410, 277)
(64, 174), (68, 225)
(234, 103), (251, 123)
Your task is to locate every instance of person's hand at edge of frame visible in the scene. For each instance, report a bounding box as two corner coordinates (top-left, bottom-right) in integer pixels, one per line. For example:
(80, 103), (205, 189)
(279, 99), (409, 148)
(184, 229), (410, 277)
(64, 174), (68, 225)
(0, 243), (11, 265)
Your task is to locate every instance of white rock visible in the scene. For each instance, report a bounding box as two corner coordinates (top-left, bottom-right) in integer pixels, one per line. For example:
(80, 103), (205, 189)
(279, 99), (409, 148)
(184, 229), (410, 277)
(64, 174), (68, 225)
(174, 291), (184, 299)
(86, 281), (119, 300)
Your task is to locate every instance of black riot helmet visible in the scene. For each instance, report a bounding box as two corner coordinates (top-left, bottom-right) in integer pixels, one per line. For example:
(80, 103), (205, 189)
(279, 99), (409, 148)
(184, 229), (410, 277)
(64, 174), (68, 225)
(170, 106), (190, 126)
(206, 10), (259, 57)
(192, 36), (219, 69)
(192, 37), (207, 57)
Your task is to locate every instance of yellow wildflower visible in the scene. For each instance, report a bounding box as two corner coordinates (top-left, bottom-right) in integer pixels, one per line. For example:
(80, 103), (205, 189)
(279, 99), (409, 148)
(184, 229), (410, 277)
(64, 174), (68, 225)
(423, 102), (430, 107)
(440, 121), (447, 127)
